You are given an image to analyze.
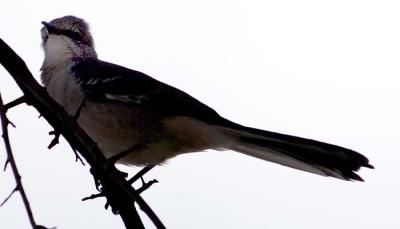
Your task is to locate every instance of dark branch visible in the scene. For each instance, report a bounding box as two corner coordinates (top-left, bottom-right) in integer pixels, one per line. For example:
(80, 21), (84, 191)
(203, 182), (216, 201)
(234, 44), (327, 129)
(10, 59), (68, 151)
(0, 93), (42, 228)
(71, 146), (86, 165)
(129, 165), (155, 184)
(47, 130), (60, 149)
(82, 192), (105, 201)
(4, 96), (26, 111)
(0, 39), (165, 229)
(3, 158), (9, 171)
(137, 179), (158, 194)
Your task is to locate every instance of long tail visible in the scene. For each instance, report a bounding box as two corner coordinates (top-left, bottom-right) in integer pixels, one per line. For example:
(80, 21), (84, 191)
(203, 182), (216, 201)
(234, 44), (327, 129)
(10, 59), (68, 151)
(219, 119), (374, 181)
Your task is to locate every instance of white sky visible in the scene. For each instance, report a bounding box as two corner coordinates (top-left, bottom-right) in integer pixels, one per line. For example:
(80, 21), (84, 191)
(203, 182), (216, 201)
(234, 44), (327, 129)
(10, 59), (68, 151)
(1, 0), (399, 228)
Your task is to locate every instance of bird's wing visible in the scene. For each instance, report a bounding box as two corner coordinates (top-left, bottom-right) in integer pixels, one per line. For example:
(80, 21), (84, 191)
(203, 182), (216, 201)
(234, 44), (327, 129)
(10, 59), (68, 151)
(71, 59), (221, 123)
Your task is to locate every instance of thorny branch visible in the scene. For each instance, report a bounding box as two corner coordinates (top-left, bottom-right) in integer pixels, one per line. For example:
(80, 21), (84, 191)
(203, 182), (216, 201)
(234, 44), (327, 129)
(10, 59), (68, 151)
(0, 38), (165, 228)
(0, 93), (48, 229)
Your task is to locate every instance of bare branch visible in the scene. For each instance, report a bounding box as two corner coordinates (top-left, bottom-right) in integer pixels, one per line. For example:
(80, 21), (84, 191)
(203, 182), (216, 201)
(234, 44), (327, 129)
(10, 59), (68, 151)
(4, 96), (26, 111)
(129, 165), (155, 184)
(0, 93), (41, 228)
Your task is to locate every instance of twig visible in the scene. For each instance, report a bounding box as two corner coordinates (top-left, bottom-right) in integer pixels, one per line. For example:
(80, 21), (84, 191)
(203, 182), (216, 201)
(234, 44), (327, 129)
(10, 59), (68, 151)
(3, 158), (9, 171)
(0, 39), (165, 229)
(4, 96), (26, 111)
(71, 146), (85, 165)
(129, 165), (155, 184)
(82, 193), (105, 201)
(0, 93), (42, 228)
(81, 192), (113, 212)
(0, 187), (17, 207)
(48, 130), (86, 165)
(137, 179), (158, 194)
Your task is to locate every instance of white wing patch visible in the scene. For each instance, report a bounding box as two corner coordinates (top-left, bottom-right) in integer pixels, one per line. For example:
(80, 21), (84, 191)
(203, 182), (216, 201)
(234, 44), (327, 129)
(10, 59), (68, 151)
(85, 76), (123, 85)
(86, 78), (100, 85)
(105, 94), (147, 103)
(101, 76), (123, 83)
(105, 94), (132, 102)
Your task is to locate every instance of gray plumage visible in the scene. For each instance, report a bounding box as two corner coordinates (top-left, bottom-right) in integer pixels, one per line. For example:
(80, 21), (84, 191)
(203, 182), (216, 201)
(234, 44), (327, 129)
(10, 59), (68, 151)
(40, 16), (373, 181)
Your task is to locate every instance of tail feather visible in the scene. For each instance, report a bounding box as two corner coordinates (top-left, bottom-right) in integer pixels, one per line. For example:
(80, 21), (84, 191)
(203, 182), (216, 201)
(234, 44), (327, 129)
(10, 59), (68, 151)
(220, 119), (373, 181)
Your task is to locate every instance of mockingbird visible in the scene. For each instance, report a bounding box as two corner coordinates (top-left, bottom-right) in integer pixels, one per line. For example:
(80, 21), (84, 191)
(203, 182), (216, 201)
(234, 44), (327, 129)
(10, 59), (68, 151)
(40, 16), (373, 181)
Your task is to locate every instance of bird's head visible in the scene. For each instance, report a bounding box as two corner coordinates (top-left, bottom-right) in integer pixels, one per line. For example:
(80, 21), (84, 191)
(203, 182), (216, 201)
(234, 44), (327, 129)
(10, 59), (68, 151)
(41, 16), (97, 66)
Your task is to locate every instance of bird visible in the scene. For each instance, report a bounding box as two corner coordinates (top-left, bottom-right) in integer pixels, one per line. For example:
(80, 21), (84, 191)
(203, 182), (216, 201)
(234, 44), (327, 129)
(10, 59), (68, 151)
(40, 15), (373, 181)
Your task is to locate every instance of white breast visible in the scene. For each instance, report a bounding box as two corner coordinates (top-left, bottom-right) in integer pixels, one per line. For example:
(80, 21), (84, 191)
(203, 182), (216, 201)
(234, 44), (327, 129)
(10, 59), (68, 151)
(43, 35), (77, 67)
(45, 67), (85, 116)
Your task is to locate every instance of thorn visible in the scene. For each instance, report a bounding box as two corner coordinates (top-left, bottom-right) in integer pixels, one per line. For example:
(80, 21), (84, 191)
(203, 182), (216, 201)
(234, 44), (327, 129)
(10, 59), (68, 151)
(70, 146), (85, 165)
(0, 187), (18, 207)
(89, 168), (102, 192)
(7, 119), (15, 128)
(365, 163), (375, 169)
(3, 159), (9, 171)
(2, 116), (16, 128)
(82, 192), (105, 201)
(47, 130), (60, 149)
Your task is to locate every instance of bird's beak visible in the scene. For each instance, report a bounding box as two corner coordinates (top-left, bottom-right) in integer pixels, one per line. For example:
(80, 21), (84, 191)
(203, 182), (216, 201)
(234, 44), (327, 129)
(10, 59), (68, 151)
(41, 21), (56, 34)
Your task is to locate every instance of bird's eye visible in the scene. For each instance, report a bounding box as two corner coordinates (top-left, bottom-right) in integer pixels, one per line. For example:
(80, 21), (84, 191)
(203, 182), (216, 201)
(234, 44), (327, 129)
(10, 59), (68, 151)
(65, 30), (82, 41)
(72, 31), (82, 40)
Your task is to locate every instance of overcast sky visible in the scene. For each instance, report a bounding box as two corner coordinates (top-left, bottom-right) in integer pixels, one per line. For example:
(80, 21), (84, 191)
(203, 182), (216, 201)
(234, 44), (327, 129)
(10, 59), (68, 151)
(1, 0), (399, 228)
